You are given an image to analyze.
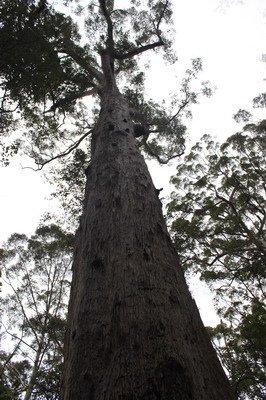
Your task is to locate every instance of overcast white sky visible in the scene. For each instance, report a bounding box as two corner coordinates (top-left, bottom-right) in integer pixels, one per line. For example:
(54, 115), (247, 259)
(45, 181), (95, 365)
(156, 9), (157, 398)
(1, 0), (265, 325)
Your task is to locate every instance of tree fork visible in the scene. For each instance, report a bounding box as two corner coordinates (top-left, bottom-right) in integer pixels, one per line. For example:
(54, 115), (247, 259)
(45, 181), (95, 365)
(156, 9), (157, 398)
(62, 77), (233, 399)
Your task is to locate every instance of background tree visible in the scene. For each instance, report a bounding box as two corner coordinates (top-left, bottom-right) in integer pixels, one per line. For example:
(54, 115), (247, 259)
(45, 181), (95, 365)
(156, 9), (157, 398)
(0, 1), (232, 399)
(0, 224), (73, 400)
(167, 123), (266, 399)
(234, 53), (266, 124)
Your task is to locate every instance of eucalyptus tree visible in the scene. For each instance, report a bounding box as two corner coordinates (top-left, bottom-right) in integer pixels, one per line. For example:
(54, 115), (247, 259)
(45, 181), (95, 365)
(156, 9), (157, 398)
(0, 1), (233, 399)
(168, 123), (266, 399)
(0, 225), (73, 400)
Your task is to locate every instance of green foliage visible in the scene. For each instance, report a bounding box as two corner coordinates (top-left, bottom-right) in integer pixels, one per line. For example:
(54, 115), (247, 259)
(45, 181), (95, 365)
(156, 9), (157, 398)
(168, 123), (266, 399)
(208, 303), (266, 400)
(0, 0), (95, 170)
(0, 352), (31, 400)
(0, 0), (84, 118)
(0, 224), (73, 399)
(0, 0), (209, 177)
(0, 1), (213, 231)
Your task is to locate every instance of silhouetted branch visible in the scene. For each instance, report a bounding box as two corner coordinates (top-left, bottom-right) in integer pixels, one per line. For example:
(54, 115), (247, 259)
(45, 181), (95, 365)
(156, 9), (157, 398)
(33, 129), (92, 170)
(45, 88), (97, 113)
(143, 141), (185, 164)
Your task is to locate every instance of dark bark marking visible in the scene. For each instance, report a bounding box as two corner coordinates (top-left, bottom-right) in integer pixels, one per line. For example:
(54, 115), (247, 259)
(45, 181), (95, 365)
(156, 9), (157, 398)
(143, 248), (150, 261)
(169, 289), (180, 305)
(152, 357), (194, 400)
(123, 118), (128, 122)
(156, 222), (164, 234)
(91, 257), (104, 269)
(147, 321), (166, 338)
(84, 164), (90, 176)
(82, 371), (95, 399)
(109, 295), (128, 347)
(125, 128), (130, 133)
(94, 199), (102, 208)
(140, 381), (161, 400)
(114, 195), (121, 207)
(71, 330), (76, 340)
(126, 359), (194, 400)
(137, 281), (155, 291)
(108, 124), (115, 130)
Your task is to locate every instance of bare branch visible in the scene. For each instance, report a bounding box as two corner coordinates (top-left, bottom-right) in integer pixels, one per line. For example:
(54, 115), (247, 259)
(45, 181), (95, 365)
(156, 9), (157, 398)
(155, 0), (169, 34)
(0, 335), (24, 375)
(143, 140), (185, 164)
(2, 323), (36, 352)
(2, 275), (40, 345)
(33, 129), (92, 170)
(149, 99), (191, 135)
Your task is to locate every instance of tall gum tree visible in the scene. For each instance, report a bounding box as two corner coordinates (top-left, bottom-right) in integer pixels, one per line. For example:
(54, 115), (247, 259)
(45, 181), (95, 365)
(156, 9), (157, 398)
(0, 1), (233, 398)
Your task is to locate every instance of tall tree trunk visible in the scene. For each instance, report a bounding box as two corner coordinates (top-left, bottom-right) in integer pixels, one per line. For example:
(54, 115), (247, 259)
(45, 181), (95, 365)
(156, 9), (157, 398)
(62, 81), (233, 399)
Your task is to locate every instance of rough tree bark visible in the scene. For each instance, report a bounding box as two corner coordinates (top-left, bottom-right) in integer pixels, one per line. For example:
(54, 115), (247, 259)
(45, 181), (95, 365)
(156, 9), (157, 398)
(62, 55), (234, 399)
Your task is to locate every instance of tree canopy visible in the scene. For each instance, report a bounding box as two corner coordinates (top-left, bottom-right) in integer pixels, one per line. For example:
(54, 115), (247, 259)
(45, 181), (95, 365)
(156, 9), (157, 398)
(0, 0), (210, 171)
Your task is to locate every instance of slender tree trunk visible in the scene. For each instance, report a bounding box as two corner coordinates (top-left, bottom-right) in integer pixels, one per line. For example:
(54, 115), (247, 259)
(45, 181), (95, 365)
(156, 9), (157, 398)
(24, 337), (44, 400)
(62, 67), (233, 399)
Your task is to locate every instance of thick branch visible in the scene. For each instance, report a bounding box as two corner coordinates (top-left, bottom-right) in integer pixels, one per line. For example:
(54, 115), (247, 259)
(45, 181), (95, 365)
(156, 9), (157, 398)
(60, 44), (102, 82)
(46, 88), (97, 113)
(114, 40), (164, 60)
